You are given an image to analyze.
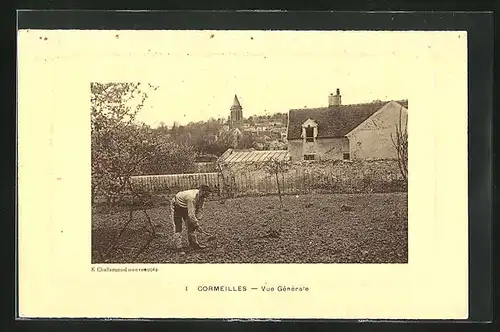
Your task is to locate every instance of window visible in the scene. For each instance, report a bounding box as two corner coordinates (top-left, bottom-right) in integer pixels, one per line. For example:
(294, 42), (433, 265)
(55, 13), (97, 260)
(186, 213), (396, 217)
(304, 154), (315, 161)
(302, 119), (318, 142)
(305, 127), (314, 142)
(343, 152), (350, 160)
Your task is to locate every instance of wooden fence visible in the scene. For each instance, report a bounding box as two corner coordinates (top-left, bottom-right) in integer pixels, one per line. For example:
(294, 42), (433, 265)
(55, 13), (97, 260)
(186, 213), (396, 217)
(129, 166), (406, 197)
(130, 172), (220, 194)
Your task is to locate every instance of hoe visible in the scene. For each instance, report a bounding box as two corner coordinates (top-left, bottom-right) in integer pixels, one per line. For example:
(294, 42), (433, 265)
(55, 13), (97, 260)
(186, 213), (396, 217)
(198, 227), (217, 242)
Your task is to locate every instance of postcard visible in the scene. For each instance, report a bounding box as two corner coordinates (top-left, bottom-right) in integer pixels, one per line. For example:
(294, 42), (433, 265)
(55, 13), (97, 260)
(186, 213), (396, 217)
(17, 29), (468, 319)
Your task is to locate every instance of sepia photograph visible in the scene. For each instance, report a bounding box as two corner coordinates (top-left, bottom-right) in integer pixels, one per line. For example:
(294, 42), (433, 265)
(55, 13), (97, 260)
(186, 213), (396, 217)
(90, 31), (408, 264)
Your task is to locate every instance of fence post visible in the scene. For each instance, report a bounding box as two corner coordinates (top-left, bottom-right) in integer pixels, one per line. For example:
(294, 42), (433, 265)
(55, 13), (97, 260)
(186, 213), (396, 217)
(305, 168), (309, 193)
(242, 172), (247, 196)
(306, 168), (310, 193)
(252, 172), (256, 195)
(296, 168), (299, 194)
(309, 170), (313, 194)
(281, 172), (286, 195)
(236, 172), (242, 196)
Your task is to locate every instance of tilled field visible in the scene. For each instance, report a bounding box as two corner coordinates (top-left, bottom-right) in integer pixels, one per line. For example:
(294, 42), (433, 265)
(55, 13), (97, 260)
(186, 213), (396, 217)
(92, 192), (408, 264)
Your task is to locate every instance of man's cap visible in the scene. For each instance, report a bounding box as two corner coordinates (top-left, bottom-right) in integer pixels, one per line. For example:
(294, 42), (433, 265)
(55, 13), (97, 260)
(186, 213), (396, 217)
(199, 184), (213, 193)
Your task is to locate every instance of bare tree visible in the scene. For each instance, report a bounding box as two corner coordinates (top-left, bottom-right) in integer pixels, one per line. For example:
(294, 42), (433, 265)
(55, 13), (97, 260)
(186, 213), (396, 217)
(263, 159), (291, 209)
(391, 106), (408, 182)
(216, 161), (236, 203)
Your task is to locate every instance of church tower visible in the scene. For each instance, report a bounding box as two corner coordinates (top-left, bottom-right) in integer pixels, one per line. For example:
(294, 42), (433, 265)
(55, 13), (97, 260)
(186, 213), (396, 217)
(229, 94), (243, 129)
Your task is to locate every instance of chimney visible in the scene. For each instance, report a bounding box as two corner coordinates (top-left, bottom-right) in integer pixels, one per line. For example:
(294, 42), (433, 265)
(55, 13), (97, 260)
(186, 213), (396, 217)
(328, 88), (342, 107)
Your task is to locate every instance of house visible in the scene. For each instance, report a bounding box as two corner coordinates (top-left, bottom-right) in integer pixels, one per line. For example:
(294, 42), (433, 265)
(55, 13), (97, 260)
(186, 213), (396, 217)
(219, 126), (243, 148)
(268, 140), (287, 151)
(204, 133), (218, 145)
(286, 89), (408, 161)
(280, 131), (288, 142)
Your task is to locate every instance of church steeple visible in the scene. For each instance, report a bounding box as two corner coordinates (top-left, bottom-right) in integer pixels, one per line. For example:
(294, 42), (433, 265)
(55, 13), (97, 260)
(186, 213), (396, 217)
(229, 94), (243, 129)
(231, 94), (242, 109)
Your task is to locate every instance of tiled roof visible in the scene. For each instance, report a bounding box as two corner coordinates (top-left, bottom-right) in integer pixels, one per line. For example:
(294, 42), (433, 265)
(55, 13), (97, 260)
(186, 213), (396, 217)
(286, 100), (408, 140)
(218, 148), (289, 164)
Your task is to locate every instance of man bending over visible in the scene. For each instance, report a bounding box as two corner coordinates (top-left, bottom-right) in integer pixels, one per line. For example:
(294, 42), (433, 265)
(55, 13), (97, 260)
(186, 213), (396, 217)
(170, 185), (212, 251)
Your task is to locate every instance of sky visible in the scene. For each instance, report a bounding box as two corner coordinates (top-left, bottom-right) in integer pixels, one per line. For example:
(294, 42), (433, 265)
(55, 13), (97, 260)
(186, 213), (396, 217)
(128, 30), (417, 128)
(22, 29), (464, 128)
